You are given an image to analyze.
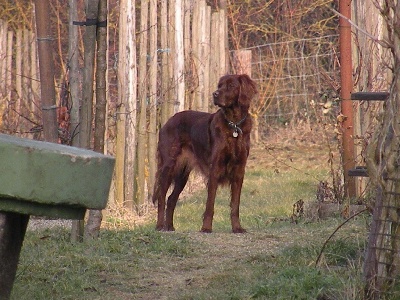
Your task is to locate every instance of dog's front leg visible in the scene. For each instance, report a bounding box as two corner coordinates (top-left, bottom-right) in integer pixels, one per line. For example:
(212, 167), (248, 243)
(230, 176), (246, 233)
(156, 196), (166, 231)
(201, 177), (218, 233)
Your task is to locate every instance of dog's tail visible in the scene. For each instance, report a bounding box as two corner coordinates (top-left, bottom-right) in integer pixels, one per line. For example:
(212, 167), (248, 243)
(152, 148), (162, 205)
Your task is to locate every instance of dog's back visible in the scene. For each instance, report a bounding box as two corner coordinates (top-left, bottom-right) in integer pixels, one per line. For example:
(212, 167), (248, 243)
(157, 110), (214, 177)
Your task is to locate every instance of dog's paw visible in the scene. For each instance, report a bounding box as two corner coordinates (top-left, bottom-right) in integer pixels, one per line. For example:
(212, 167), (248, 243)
(232, 227), (247, 234)
(164, 225), (175, 231)
(155, 224), (164, 231)
(200, 227), (213, 233)
(156, 224), (175, 231)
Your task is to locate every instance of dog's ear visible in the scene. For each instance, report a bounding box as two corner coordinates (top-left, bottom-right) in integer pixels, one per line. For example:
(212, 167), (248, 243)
(238, 74), (257, 107)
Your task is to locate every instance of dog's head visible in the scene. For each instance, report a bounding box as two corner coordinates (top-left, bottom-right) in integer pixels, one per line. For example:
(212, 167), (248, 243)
(213, 74), (257, 109)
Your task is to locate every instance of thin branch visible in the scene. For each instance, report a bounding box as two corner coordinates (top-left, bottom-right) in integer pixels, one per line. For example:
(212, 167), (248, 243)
(315, 208), (368, 266)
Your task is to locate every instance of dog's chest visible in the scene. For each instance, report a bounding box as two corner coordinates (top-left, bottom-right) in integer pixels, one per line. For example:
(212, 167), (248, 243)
(224, 137), (248, 162)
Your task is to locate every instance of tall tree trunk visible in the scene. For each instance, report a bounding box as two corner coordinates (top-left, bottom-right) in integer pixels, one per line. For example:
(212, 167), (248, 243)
(85, 0), (108, 239)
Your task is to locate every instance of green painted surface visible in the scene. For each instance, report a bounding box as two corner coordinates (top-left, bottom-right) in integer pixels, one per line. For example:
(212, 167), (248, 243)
(0, 198), (86, 219)
(0, 134), (115, 217)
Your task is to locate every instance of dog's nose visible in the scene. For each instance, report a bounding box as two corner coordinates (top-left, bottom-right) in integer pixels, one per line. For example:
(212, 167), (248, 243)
(213, 91), (219, 98)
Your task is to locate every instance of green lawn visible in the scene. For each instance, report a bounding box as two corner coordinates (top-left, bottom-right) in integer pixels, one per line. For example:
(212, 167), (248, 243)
(12, 144), (392, 300)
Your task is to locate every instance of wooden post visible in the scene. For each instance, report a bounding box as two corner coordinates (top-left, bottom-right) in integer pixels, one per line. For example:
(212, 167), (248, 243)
(85, 0), (108, 239)
(339, 0), (356, 199)
(136, 0), (149, 213)
(219, 9), (227, 76)
(6, 31), (13, 118)
(34, 0), (59, 143)
(22, 29), (30, 126)
(193, 0), (208, 111)
(174, 0), (185, 113)
(160, 0), (170, 125)
(31, 30), (40, 117)
(219, 0), (229, 73)
(72, 0), (100, 242)
(168, 0), (176, 116)
(80, 0), (100, 149)
(0, 21), (6, 97)
(148, 0), (158, 197)
(15, 29), (22, 125)
(231, 50), (259, 143)
(68, 0), (81, 148)
(192, 0), (200, 109)
(116, 0), (128, 206)
(232, 50), (252, 76)
(123, 0), (137, 210)
(183, 0), (192, 110)
(0, 21), (7, 128)
(209, 12), (220, 109)
(202, 5), (211, 112)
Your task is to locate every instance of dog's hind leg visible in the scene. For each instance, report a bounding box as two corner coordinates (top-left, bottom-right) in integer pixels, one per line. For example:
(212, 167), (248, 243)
(154, 165), (174, 231)
(165, 166), (191, 231)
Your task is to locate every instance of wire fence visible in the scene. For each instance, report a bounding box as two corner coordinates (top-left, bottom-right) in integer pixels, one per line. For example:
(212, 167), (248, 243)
(243, 35), (340, 125)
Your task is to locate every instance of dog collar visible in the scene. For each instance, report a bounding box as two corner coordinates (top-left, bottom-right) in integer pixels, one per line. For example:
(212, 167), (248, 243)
(223, 113), (247, 138)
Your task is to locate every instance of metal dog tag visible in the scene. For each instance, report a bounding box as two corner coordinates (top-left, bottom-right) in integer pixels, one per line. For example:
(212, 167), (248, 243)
(233, 131), (239, 138)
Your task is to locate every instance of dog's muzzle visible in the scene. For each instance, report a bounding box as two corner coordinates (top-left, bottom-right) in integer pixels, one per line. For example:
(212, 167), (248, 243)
(213, 91), (222, 106)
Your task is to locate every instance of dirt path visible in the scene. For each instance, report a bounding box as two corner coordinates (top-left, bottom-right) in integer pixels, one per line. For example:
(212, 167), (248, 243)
(132, 230), (286, 300)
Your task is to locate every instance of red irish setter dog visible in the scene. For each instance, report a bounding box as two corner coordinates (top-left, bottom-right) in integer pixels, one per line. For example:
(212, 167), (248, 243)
(152, 74), (257, 233)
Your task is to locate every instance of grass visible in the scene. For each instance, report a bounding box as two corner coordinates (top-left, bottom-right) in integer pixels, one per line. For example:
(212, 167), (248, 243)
(12, 143), (390, 300)
(173, 167), (322, 232)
